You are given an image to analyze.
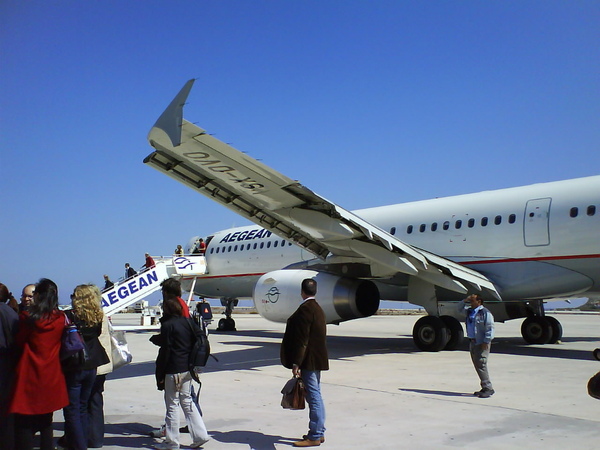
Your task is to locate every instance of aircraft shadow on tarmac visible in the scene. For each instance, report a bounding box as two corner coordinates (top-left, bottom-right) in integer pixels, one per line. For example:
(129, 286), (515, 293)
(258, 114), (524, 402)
(109, 330), (596, 382)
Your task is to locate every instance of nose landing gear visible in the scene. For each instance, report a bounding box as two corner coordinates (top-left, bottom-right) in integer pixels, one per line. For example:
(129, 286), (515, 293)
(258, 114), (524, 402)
(217, 297), (238, 331)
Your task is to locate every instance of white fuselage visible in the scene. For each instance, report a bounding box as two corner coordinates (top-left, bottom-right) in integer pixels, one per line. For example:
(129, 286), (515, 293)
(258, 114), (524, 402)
(185, 175), (600, 302)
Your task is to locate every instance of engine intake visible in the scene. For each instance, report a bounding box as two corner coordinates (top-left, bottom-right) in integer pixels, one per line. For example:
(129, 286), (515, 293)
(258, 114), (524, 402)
(253, 270), (380, 324)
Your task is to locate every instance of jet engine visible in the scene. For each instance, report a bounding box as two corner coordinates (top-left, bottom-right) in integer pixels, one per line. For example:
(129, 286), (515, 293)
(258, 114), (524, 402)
(253, 270), (380, 324)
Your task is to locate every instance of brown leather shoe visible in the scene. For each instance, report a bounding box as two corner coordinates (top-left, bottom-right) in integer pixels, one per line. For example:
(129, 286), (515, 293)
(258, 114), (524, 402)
(293, 438), (321, 447)
(303, 435), (325, 443)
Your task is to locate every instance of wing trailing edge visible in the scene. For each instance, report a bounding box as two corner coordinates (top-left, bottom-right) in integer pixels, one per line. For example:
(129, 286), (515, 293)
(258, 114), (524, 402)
(145, 81), (501, 300)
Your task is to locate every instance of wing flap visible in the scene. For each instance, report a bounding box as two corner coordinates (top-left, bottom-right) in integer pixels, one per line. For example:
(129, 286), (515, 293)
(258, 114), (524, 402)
(145, 81), (501, 299)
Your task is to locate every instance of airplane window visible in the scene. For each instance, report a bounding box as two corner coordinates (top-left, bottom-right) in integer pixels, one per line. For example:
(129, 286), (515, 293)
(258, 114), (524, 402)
(587, 205), (596, 216)
(228, 246), (232, 252)
(215, 248), (219, 254)
(419, 224), (426, 232)
(570, 207), (578, 218)
(288, 242), (293, 246)
(267, 242), (271, 248)
(431, 222), (438, 232)
(234, 245), (238, 251)
(509, 214), (516, 224)
(455, 220), (462, 229)
(481, 217), (488, 226)
(260, 243), (264, 249)
(494, 215), (502, 225)
(468, 218), (475, 228)
(209, 248), (214, 254)
(442, 221), (449, 230)
(274, 241), (278, 248)
(282, 240), (286, 246)
(407, 225), (413, 234)
(253, 243), (257, 249)
(390, 227), (396, 235)
(247, 244), (251, 250)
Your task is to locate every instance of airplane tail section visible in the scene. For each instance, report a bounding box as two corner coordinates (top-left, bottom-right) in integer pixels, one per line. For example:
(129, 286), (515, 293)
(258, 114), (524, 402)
(101, 255), (207, 316)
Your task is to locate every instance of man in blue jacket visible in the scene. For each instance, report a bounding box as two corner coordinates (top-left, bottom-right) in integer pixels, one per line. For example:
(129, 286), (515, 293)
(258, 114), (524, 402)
(461, 294), (495, 398)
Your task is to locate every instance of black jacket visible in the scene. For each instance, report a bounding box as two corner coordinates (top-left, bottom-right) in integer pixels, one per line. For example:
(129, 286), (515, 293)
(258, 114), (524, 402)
(150, 315), (195, 389)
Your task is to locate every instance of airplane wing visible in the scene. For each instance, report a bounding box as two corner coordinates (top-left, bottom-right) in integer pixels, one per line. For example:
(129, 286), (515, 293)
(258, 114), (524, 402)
(145, 80), (500, 300)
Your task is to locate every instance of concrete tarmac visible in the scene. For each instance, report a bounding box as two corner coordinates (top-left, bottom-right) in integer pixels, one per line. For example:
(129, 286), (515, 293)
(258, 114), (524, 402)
(58, 312), (600, 449)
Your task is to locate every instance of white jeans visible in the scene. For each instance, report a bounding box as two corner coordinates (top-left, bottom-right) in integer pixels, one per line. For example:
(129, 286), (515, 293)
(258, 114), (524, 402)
(163, 372), (209, 448)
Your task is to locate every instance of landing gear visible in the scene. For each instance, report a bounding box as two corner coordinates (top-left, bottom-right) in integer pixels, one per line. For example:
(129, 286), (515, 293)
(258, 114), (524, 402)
(412, 316), (449, 352)
(545, 316), (563, 344)
(217, 317), (236, 331)
(521, 316), (552, 344)
(440, 315), (464, 351)
(521, 316), (563, 344)
(412, 315), (465, 351)
(216, 297), (238, 331)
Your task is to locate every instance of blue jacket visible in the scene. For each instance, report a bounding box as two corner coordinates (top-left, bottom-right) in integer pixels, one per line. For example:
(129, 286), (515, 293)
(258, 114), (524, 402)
(459, 304), (495, 345)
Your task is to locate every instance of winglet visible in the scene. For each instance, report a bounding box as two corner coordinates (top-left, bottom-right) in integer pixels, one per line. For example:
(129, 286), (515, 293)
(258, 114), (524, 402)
(149, 79), (195, 147)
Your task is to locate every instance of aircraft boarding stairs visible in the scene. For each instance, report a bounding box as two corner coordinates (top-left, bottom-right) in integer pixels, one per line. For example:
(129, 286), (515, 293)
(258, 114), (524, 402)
(101, 255), (207, 316)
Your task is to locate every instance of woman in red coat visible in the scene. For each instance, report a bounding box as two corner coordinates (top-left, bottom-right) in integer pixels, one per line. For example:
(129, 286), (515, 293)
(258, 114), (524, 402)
(9, 278), (69, 450)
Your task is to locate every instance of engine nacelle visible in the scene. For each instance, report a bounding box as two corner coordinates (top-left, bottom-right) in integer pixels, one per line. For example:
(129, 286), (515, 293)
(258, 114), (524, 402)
(253, 270), (380, 324)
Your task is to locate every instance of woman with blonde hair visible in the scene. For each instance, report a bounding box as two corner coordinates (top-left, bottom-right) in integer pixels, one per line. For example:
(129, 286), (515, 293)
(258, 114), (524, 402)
(59, 284), (109, 450)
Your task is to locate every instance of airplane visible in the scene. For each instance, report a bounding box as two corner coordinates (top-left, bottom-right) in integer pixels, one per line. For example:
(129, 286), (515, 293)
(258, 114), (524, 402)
(143, 79), (600, 351)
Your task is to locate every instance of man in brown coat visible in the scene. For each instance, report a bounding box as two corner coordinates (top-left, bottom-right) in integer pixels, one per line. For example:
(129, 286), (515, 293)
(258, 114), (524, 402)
(281, 278), (329, 447)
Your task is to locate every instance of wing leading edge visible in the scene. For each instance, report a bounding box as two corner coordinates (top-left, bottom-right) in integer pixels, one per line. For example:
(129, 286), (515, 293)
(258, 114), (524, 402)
(145, 80), (500, 300)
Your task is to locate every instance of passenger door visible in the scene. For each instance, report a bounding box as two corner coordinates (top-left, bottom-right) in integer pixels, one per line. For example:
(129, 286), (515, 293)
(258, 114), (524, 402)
(524, 198), (551, 246)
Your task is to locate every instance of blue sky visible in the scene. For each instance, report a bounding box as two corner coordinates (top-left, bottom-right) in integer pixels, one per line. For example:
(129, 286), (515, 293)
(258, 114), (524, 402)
(1, 1), (598, 306)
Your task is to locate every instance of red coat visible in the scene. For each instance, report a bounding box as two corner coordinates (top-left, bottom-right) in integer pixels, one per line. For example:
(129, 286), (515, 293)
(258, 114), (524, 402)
(9, 310), (69, 415)
(145, 255), (156, 269)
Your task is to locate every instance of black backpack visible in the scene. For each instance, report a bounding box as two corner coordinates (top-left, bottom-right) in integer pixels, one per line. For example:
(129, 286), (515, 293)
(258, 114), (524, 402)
(187, 318), (211, 382)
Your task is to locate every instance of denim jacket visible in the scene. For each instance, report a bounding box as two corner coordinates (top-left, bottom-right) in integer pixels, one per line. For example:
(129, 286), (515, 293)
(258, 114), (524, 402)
(459, 303), (495, 345)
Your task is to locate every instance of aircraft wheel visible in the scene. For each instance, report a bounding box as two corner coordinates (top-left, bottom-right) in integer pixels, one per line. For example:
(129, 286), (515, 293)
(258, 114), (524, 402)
(218, 317), (236, 331)
(441, 315), (464, 351)
(413, 316), (449, 352)
(521, 316), (552, 344)
(225, 317), (237, 331)
(545, 316), (563, 344)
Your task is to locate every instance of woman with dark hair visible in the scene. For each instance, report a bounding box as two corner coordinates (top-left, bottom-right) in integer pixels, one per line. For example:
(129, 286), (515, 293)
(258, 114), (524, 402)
(150, 294), (209, 449)
(9, 278), (69, 450)
(59, 284), (109, 450)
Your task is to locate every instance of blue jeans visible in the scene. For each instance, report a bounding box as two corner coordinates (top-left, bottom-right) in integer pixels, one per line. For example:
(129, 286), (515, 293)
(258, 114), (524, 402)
(302, 370), (325, 440)
(87, 374), (106, 448)
(64, 369), (96, 450)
